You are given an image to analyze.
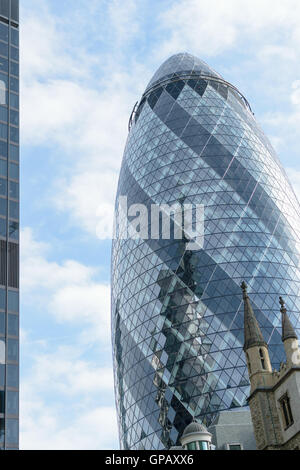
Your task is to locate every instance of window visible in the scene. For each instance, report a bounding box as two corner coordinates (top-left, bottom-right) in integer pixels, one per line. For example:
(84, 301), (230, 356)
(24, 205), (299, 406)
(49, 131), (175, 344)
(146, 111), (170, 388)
(0, 390), (4, 413)
(0, 23), (8, 42)
(6, 391), (18, 416)
(0, 41), (7, 58)
(10, 28), (18, 48)
(0, 157), (6, 175)
(6, 418), (18, 445)
(8, 290), (18, 312)
(259, 348), (266, 370)
(279, 393), (294, 429)
(9, 200), (18, 219)
(8, 314), (18, 336)
(0, 56), (7, 73)
(229, 444), (242, 450)
(246, 352), (251, 373)
(186, 441), (197, 450)
(10, 144), (18, 162)
(0, 312), (4, 334)
(0, 339), (5, 364)
(0, 418), (4, 445)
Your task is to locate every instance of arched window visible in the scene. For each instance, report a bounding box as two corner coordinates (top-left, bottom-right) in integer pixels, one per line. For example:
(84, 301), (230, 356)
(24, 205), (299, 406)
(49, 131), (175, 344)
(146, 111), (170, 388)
(259, 348), (266, 370)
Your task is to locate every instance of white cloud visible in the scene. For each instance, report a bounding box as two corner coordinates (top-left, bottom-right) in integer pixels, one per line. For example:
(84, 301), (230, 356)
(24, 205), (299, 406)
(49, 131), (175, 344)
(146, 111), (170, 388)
(21, 402), (118, 450)
(158, 0), (300, 57)
(20, 331), (118, 449)
(21, 227), (111, 342)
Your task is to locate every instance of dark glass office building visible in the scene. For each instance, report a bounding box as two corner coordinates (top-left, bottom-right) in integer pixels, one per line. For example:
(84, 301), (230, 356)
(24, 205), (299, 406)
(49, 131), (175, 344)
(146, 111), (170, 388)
(111, 53), (300, 450)
(0, 0), (19, 450)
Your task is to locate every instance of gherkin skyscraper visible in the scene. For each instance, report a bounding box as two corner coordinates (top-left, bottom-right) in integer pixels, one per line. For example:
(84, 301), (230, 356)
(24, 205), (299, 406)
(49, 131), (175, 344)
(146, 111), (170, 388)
(111, 53), (300, 450)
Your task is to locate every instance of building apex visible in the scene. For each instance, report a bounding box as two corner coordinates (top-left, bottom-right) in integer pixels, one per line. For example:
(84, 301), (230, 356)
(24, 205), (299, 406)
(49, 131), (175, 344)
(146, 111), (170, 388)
(280, 297), (298, 342)
(241, 282), (267, 351)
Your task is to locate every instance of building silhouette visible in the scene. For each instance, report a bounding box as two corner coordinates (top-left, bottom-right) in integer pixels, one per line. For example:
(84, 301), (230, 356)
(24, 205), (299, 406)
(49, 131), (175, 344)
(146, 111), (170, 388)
(111, 52), (300, 450)
(0, 0), (19, 450)
(242, 282), (300, 450)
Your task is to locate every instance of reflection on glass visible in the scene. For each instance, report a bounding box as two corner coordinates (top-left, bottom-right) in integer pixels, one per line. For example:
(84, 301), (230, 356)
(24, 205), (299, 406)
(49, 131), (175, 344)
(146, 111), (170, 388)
(9, 200), (18, 219)
(6, 419), (18, 445)
(0, 198), (6, 216)
(8, 314), (18, 337)
(7, 338), (18, 362)
(9, 181), (18, 199)
(0, 289), (5, 310)
(0, 419), (4, 445)
(6, 391), (18, 416)
(7, 365), (18, 388)
(0, 365), (4, 387)
(8, 291), (19, 312)
(0, 340), (5, 364)
(0, 390), (4, 413)
(0, 217), (6, 237)
(0, 313), (4, 335)
(9, 220), (18, 240)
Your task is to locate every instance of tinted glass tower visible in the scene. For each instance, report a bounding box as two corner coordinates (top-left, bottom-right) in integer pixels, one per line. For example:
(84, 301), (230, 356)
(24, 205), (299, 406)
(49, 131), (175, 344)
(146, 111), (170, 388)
(111, 53), (300, 450)
(0, 0), (19, 451)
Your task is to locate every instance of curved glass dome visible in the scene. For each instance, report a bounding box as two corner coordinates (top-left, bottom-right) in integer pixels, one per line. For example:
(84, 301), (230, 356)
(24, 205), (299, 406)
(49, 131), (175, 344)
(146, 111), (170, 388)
(145, 52), (222, 92)
(112, 52), (300, 450)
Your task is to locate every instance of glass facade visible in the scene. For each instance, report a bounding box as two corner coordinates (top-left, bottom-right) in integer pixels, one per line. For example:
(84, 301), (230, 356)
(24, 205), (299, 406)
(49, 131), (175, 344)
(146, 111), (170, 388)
(111, 53), (300, 450)
(0, 0), (19, 451)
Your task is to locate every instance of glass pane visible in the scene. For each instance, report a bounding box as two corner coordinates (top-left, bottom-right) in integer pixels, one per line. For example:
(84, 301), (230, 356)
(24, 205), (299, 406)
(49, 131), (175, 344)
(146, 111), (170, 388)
(6, 419), (18, 445)
(0, 23), (8, 42)
(8, 338), (18, 361)
(0, 364), (4, 387)
(0, 122), (7, 139)
(8, 314), (18, 336)
(0, 177), (6, 196)
(0, 158), (6, 175)
(9, 126), (18, 144)
(9, 77), (18, 93)
(0, 57), (8, 73)
(9, 144), (18, 162)
(0, 198), (6, 216)
(0, 418), (4, 445)
(0, 105), (7, 122)
(9, 93), (18, 109)
(8, 291), (18, 312)
(6, 391), (18, 415)
(0, 312), (4, 334)
(10, 61), (18, 76)
(0, 390), (4, 413)
(10, 28), (18, 47)
(11, 0), (19, 23)
(10, 47), (18, 62)
(0, 339), (5, 364)
(0, 0), (9, 18)
(7, 364), (18, 388)
(9, 162), (18, 179)
(10, 110), (18, 126)
(0, 217), (6, 237)
(0, 289), (5, 309)
(0, 41), (7, 58)
(9, 200), (18, 219)
(9, 181), (18, 199)
(9, 220), (18, 239)
(0, 141), (6, 158)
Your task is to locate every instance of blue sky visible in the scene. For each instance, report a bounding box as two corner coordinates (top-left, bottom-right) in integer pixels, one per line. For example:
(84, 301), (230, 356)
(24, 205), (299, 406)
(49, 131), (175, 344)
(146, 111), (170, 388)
(20, 0), (300, 449)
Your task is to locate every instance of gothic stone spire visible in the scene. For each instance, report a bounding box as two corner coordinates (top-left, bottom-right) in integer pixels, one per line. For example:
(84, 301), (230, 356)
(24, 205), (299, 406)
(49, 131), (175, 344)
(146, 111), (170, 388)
(279, 297), (298, 342)
(241, 281), (267, 352)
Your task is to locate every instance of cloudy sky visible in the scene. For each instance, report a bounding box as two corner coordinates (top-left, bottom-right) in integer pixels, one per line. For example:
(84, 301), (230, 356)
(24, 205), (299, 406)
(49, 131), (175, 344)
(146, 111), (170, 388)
(20, 0), (300, 449)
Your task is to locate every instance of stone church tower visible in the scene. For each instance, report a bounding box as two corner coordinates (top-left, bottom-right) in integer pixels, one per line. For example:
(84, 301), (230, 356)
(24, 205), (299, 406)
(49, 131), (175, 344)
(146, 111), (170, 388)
(241, 282), (300, 450)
